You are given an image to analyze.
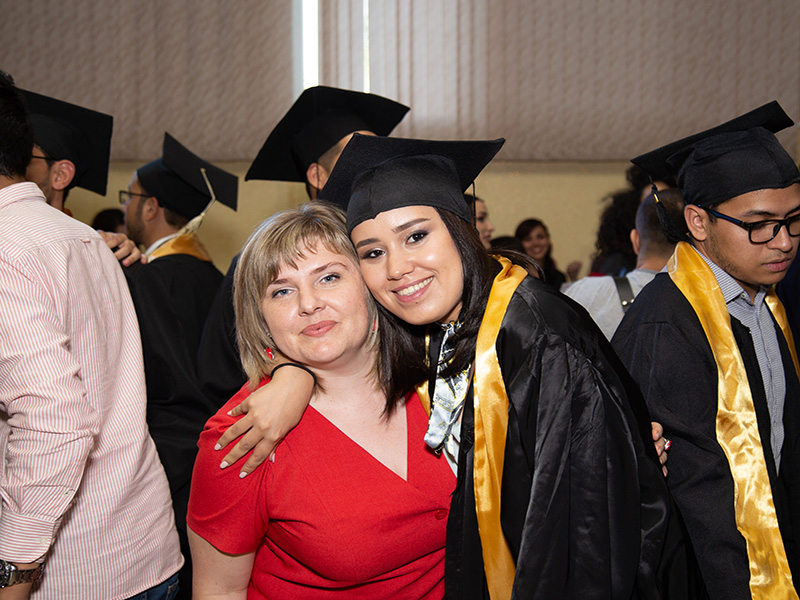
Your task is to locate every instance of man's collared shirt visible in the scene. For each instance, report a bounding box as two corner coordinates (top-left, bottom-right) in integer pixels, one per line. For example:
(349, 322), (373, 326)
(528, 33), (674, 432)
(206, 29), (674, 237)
(0, 182), (181, 598)
(695, 245), (786, 471)
(145, 233), (178, 257)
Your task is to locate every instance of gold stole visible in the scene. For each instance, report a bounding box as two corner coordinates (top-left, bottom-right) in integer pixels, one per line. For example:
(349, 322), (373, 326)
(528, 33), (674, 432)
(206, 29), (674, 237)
(669, 242), (799, 599)
(148, 232), (213, 262)
(417, 257), (526, 599)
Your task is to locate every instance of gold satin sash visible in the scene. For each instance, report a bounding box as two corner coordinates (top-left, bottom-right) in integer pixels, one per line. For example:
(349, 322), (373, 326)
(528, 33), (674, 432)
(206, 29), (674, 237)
(149, 232), (213, 262)
(473, 257), (527, 599)
(418, 334), (432, 416)
(413, 257), (526, 598)
(669, 242), (798, 599)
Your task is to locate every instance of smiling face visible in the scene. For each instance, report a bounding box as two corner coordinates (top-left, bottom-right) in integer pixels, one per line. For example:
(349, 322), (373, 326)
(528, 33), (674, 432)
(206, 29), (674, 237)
(260, 243), (373, 371)
(688, 183), (800, 299)
(351, 205), (465, 325)
(521, 225), (551, 261)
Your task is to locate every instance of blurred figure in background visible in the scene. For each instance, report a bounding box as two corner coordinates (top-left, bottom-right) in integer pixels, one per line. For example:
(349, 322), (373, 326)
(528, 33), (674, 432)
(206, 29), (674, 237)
(464, 193), (495, 249)
(515, 218), (580, 288)
(590, 188), (640, 276)
(591, 165), (674, 276)
(91, 207), (126, 233)
(565, 188), (685, 339)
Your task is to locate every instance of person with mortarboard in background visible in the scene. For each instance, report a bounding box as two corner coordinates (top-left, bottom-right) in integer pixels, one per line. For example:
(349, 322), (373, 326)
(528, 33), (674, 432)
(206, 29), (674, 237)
(197, 86), (409, 475)
(20, 89), (144, 267)
(121, 133), (238, 600)
(613, 101), (800, 599)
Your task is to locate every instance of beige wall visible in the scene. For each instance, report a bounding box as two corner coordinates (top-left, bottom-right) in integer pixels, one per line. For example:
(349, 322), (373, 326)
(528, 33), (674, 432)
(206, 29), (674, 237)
(66, 126), (800, 277)
(67, 160), (633, 278)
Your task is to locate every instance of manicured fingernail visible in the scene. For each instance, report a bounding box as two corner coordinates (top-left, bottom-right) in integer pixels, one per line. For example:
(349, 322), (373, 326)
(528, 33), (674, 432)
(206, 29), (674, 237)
(220, 461), (229, 469)
(664, 440), (672, 451)
(214, 443), (221, 451)
(239, 471), (248, 479)
(227, 410), (233, 416)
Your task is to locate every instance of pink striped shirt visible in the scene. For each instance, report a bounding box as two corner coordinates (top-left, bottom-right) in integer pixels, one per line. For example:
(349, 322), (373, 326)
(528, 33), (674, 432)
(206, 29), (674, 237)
(0, 183), (182, 599)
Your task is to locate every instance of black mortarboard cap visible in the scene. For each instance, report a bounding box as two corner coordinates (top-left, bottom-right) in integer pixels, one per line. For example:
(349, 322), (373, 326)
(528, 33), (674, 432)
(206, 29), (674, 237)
(317, 134), (505, 233)
(22, 90), (113, 195)
(632, 101), (800, 208)
(137, 133), (238, 219)
(245, 86), (410, 183)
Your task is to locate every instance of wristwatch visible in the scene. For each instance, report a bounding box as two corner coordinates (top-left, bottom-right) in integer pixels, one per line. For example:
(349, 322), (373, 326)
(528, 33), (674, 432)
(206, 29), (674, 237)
(0, 559), (44, 588)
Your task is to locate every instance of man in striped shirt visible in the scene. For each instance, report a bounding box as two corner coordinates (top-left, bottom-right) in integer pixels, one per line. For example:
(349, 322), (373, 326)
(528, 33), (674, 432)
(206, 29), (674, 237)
(0, 73), (182, 599)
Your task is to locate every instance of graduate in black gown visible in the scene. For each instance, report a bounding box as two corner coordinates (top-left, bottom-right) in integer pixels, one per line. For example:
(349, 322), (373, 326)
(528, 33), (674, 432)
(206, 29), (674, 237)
(613, 102), (800, 599)
(318, 134), (669, 599)
(122, 133), (238, 599)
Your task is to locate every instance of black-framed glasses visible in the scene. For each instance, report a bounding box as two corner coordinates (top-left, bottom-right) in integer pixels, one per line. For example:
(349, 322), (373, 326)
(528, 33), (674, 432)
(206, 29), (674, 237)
(31, 153), (53, 162)
(118, 190), (151, 206)
(704, 207), (800, 244)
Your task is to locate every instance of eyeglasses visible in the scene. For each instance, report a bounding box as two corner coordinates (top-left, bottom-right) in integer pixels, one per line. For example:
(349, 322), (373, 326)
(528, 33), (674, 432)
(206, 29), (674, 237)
(31, 154), (53, 162)
(704, 207), (800, 244)
(118, 190), (151, 206)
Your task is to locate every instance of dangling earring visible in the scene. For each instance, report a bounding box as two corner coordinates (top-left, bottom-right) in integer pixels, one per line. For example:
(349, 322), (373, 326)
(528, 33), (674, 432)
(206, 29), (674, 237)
(265, 331), (274, 359)
(371, 316), (378, 333)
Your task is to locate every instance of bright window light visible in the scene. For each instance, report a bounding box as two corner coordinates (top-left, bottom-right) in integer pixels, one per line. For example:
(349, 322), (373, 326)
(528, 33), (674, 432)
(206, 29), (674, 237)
(362, 0), (370, 92)
(302, 0), (319, 90)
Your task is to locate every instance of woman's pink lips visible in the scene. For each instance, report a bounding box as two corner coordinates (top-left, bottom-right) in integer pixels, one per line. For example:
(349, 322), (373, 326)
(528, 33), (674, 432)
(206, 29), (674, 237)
(393, 276), (433, 303)
(301, 320), (336, 336)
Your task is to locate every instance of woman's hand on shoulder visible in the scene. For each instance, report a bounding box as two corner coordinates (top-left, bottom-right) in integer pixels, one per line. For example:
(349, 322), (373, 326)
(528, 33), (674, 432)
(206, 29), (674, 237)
(215, 366), (315, 478)
(97, 230), (146, 266)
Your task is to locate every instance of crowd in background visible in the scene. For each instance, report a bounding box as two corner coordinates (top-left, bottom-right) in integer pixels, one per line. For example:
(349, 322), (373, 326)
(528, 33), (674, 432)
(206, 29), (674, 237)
(4, 67), (800, 600)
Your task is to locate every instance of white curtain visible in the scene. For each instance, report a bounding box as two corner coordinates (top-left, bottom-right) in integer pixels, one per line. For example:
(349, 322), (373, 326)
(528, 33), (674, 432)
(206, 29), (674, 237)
(1, 0), (295, 161)
(2, 0), (798, 161)
(321, 0), (800, 160)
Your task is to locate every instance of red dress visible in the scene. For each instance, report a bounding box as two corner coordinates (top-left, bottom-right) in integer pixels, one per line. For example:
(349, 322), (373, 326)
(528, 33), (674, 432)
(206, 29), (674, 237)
(188, 381), (455, 599)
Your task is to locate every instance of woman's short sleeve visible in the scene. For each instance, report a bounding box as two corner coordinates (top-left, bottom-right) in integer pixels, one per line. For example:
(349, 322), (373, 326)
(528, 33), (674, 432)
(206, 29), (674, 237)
(187, 381), (271, 554)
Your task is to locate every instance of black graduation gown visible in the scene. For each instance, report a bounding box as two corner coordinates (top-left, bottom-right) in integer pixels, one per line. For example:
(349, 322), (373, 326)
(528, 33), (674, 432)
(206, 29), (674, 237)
(777, 257), (800, 345)
(125, 252), (222, 597)
(196, 254), (248, 410)
(612, 273), (800, 599)
(435, 275), (669, 599)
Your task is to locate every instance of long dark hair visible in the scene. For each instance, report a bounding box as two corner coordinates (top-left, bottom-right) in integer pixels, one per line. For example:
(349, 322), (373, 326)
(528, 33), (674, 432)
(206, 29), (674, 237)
(590, 188), (639, 273)
(378, 208), (535, 400)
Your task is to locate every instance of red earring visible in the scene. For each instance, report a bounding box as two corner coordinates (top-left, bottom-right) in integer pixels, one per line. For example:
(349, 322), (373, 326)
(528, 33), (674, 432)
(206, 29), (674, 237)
(265, 347), (274, 360)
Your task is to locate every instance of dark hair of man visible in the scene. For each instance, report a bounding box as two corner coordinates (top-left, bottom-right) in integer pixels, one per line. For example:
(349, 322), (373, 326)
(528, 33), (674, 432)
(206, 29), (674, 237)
(163, 206), (190, 229)
(0, 72), (33, 179)
(637, 188), (686, 257)
(303, 137), (346, 198)
(139, 184), (191, 230)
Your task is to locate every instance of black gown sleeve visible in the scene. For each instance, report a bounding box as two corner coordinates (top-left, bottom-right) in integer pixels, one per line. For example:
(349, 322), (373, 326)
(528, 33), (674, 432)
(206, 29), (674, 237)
(500, 325), (666, 599)
(196, 254), (248, 410)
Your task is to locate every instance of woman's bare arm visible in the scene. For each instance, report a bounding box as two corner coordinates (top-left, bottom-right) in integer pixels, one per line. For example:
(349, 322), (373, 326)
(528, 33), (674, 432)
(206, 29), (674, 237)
(215, 366), (315, 477)
(188, 527), (254, 600)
